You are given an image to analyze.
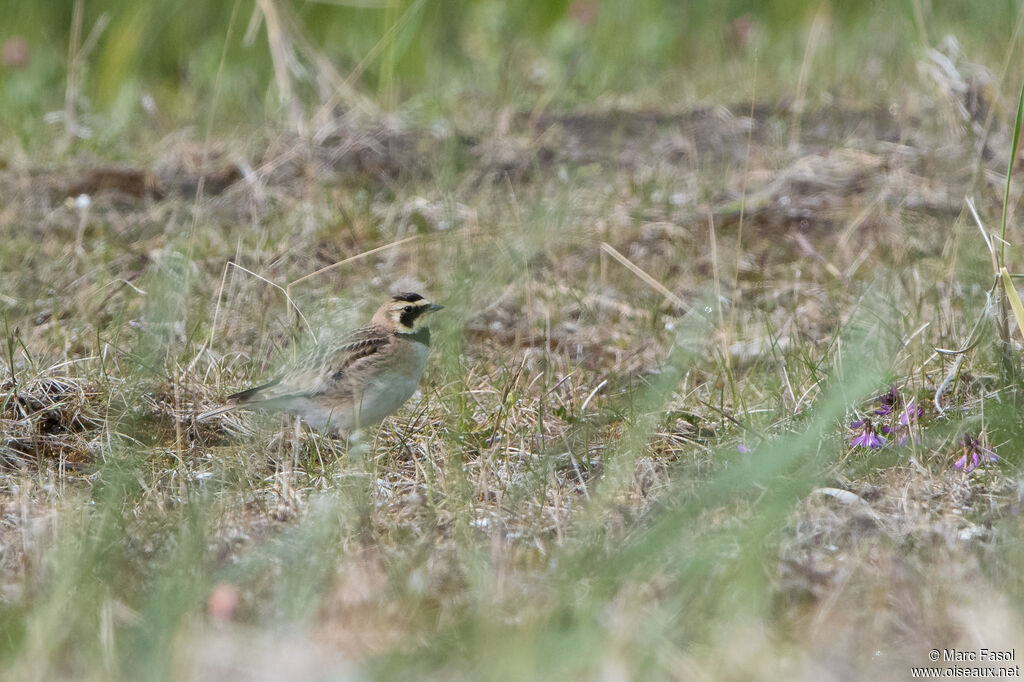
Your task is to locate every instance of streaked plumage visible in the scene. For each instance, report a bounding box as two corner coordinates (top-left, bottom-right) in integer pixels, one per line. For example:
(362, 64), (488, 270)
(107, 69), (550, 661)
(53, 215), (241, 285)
(199, 292), (443, 434)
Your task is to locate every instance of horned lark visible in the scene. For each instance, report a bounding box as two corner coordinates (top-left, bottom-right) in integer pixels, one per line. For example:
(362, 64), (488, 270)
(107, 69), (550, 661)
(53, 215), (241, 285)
(199, 292), (443, 435)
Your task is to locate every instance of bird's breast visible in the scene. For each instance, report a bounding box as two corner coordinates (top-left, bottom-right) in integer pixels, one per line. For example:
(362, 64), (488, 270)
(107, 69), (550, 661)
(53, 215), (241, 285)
(355, 340), (430, 426)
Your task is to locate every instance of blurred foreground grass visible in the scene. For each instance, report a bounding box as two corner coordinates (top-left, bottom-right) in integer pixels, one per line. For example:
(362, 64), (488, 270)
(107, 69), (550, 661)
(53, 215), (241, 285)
(3, 1), (1024, 680)
(2, 1), (1022, 147)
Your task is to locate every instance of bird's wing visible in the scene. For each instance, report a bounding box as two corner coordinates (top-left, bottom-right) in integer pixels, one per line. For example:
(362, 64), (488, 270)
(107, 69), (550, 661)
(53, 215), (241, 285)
(229, 328), (391, 405)
(308, 332), (392, 397)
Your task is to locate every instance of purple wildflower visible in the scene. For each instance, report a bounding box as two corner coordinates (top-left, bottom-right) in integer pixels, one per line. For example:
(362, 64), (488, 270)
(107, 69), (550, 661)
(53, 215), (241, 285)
(899, 402), (922, 426)
(878, 423), (912, 446)
(874, 386), (900, 416)
(851, 388), (925, 449)
(865, 388), (924, 447)
(737, 444), (751, 453)
(890, 402), (923, 445)
(954, 433), (999, 473)
(850, 419), (886, 449)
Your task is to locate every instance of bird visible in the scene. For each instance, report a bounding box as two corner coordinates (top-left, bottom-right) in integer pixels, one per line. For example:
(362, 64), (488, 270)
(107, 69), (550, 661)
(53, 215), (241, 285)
(198, 292), (443, 435)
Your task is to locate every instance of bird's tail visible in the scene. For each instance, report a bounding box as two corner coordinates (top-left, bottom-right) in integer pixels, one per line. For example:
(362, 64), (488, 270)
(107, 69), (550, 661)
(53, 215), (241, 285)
(196, 403), (240, 421)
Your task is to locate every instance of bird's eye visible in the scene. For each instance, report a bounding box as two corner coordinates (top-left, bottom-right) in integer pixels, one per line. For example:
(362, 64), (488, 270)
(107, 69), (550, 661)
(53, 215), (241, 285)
(403, 305), (414, 313)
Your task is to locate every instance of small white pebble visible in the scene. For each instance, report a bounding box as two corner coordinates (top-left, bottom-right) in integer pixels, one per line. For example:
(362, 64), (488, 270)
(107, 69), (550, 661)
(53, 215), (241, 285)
(74, 193), (91, 211)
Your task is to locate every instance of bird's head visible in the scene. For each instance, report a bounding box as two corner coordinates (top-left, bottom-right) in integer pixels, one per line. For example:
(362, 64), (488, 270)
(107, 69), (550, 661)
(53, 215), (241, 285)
(376, 292), (444, 332)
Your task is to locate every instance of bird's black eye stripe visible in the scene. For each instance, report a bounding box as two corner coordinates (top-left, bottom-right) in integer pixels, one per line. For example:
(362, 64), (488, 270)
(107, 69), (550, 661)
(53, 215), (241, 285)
(399, 305), (424, 328)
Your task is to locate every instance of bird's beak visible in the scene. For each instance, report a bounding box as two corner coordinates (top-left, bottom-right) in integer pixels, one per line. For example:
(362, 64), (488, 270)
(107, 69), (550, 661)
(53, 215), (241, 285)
(427, 303), (444, 313)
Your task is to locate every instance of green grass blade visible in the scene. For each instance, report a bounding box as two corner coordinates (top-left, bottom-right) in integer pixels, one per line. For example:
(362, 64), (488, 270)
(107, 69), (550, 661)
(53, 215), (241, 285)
(1001, 78), (1024, 265)
(1001, 266), (1024, 338)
